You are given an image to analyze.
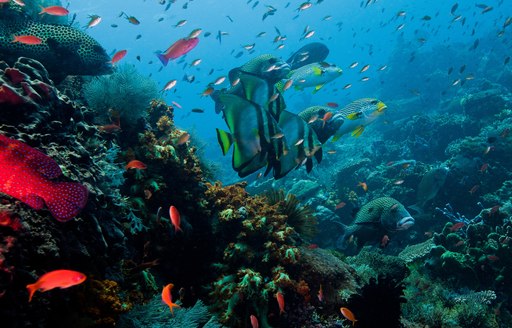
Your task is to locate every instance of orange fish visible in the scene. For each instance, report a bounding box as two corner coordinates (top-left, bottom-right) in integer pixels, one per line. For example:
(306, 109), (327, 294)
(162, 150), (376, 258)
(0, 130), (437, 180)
(322, 111), (333, 128)
(162, 283), (180, 315)
(12, 35), (42, 45)
(125, 160), (147, 170)
(450, 222), (465, 232)
(176, 132), (190, 146)
(276, 291), (285, 314)
(111, 50), (127, 64)
(469, 184), (480, 194)
(480, 163), (489, 173)
(39, 5), (69, 16)
(317, 284), (324, 302)
(358, 181), (368, 192)
(340, 307), (357, 326)
(250, 314), (259, 328)
(169, 205), (183, 233)
(26, 269), (86, 302)
(335, 201), (346, 210)
(381, 234), (390, 248)
(97, 123), (121, 134)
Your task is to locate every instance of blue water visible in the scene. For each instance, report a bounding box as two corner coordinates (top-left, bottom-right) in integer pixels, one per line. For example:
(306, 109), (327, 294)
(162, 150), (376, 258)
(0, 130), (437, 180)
(70, 0), (509, 182)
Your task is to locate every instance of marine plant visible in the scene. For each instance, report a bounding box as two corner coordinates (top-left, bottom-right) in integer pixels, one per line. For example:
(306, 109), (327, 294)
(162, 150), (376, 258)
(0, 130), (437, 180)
(84, 65), (159, 128)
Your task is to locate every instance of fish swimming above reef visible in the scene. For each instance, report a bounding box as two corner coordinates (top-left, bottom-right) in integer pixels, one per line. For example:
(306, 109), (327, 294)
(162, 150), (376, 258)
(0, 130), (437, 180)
(212, 54), (290, 115)
(286, 42), (330, 70)
(0, 134), (88, 222)
(331, 98), (387, 139)
(409, 166), (449, 214)
(0, 15), (113, 82)
(280, 61), (342, 93)
(336, 197), (415, 250)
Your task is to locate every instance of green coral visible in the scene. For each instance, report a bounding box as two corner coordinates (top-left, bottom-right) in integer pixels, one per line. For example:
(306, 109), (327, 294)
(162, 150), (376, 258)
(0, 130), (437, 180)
(84, 65), (159, 127)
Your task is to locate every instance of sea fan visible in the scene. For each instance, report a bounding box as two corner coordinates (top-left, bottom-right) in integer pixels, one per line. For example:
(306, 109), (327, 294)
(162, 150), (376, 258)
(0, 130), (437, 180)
(265, 189), (318, 240)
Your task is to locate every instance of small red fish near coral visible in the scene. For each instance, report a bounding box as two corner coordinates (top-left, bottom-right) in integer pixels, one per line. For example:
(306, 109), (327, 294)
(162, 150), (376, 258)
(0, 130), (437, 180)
(162, 283), (180, 315)
(317, 284), (324, 302)
(111, 50), (127, 64)
(490, 205), (500, 215)
(276, 291), (285, 314)
(487, 255), (499, 262)
(381, 234), (390, 248)
(340, 307), (357, 326)
(125, 160), (147, 170)
(157, 37), (199, 66)
(12, 35), (42, 45)
(358, 181), (368, 192)
(0, 134), (88, 222)
(335, 201), (346, 210)
(39, 5), (69, 16)
(469, 184), (480, 194)
(176, 132), (190, 146)
(454, 240), (465, 247)
(480, 163), (488, 173)
(307, 244), (319, 249)
(26, 269), (86, 302)
(450, 222), (465, 232)
(250, 314), (259, 328)
(169, 205), (183, 233)
(326, 102), (339, 108)
(97, 123), (121, 134)
(322, 111), (333, 128)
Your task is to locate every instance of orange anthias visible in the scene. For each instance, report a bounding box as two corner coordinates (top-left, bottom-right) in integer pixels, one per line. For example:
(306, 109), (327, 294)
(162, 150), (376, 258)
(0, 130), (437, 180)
(125, 160), (147, 170)
(12, 35), (42, 45)
(340, 307), (357, 326)
(162, 283), (180, 315)
(39, 5), (69, 16)
(169, 205), (183, 233)
(276, 291), (285, 314)
(26, 269), (86, 302)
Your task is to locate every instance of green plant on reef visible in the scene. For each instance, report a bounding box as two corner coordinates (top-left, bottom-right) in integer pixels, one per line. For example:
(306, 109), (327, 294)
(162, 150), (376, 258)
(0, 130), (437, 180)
(83, 64), (159, 127)
(265, 189), (318, 241)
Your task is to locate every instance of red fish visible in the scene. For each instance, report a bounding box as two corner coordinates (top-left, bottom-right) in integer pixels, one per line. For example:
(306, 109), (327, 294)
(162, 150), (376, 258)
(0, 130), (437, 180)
(169, 205), (183, 233)
(317, 284), (324, 302)
(125, 160), (147, 170)
(111, 50), (127, 64)
(307, 243), (319, 249)
(335, 201), (346, 210)
(157, 37), (199, 66)
(381, 234), (390, 247)
(358, 181), (368, 192)
(326, 102), (339, 108)
(450, 222), (465, 232)
(12, 35), (42, 45)
(162, 283), (180, 315)
(39, 5), (69, 16)
(0, 134), (88, 222)
(26, 269), (86, 302)
(250, 314), (259, 328)
(276, 291), (285, 314)
(480, 163), (489, 173)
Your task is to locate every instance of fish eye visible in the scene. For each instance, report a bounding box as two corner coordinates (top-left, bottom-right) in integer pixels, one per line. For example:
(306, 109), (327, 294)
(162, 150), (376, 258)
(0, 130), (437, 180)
(370, 100), (378, 105)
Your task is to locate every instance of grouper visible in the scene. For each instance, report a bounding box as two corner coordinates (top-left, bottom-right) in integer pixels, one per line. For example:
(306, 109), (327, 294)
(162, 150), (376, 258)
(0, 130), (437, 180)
(336, 197), (415, 250)
(0, 16), (113, 82)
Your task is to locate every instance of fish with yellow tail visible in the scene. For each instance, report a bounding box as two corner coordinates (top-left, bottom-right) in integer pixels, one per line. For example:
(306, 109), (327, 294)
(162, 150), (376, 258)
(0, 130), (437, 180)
(331, 98), (387, 140)
(278, 61), (342, 93)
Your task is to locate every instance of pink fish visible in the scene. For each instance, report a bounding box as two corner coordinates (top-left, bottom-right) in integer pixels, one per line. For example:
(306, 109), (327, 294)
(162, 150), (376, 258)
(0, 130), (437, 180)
(26, 269), (86, 302)
(276, 292), (285, 314)
(157, 37), (199, 66)
(0, 134), (88, 222)
(250, 315), (259, 328)
(169, 205), (183, 233)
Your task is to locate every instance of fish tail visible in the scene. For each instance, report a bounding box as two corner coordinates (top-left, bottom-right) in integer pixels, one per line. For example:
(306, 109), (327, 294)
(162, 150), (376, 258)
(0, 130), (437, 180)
(39, 5), (46, 15)
(156, 53), (169, 66)
(46, 182), (89, 222)
(26, 283), (38, 302)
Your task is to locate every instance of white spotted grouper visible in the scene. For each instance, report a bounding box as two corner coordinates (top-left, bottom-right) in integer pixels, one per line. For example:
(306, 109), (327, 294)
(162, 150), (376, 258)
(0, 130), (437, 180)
(336, 197), (415, 249)
(0, 134), (88, 222)
(0, 16), (112, 82)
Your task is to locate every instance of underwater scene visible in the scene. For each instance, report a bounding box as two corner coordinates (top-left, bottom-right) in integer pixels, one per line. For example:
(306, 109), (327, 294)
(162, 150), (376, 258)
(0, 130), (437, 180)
(0, 0), (511, 327)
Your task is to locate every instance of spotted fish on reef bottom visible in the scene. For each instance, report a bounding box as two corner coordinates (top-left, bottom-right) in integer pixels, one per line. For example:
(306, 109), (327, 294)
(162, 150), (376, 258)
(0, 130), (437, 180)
(0, 134), (88, 221)
(0, 15), (112, 83)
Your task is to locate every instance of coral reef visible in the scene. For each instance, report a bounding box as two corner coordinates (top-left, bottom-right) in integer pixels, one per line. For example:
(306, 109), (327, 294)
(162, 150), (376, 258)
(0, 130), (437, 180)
(83, 65), (159, 128)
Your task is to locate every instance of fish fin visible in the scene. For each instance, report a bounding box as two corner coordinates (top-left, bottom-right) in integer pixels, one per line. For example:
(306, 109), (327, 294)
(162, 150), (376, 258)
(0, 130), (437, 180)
(305, 158), (313, 173)
(351, 125), (365, 137)
(23, 194), (45, 210)
(216, 128), (233, 155)
(335, 223), (356, 250)
(156, 53), (169, 66)
(312, 66), (323, 75)
(26, 283), (38, 302)
(312, 84), (324, 94)
(314, 148), (323, 163)
(46, 182), (88, 222)
(408, 204), (424, 215)
(275, 80), (285, 93)
(346, 112), (361, 120)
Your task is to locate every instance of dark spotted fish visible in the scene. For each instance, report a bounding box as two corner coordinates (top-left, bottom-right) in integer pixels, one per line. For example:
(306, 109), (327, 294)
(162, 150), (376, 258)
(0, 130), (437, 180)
(0, 17), (112, 82)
